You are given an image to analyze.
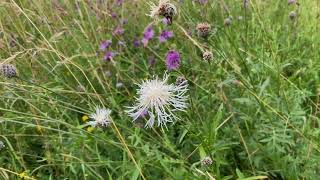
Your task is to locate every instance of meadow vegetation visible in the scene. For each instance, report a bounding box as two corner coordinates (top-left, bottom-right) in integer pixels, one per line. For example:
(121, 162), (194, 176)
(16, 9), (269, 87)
(0, 0), (320, 179)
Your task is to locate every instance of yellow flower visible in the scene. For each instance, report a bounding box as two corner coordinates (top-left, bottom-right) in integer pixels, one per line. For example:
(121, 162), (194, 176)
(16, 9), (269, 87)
(18, 171), (35, 179)
(87, 126), (94, 133)
(82, 115), (89, 122)
(36, 125), (44, 135)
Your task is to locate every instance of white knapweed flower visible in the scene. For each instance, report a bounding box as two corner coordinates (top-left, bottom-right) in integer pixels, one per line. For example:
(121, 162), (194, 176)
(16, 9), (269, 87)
(87, 107), (112, 127)
(126, 74), (188, 128)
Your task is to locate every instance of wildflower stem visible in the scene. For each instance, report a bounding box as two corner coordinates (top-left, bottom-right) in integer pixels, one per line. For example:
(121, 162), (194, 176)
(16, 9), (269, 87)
(176, 23), (205, 53)
(15, 76), (69, 100)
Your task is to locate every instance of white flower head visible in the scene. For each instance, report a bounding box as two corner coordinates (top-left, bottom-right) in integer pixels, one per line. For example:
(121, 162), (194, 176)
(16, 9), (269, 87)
(87, 107), (112, 128)
(126, 73), (188, 128)
(147, 0), (177, 20)
(0, 141), (5, 150)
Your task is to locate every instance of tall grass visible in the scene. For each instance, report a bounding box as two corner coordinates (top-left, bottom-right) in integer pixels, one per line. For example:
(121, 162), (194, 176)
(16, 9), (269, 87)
(0, 0), (319, 179)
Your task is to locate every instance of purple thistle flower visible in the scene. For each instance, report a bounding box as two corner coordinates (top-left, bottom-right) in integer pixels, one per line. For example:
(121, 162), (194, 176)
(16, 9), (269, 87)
(133, 37), (141, 47)
(111, 12), (117, 18)
(100, 40), (112, 50)
(159, 30), (173, 43)
(104, 51), (115, 61)
(143, 26), (154, 39)
(142, 25), (154, 47)
(165, 50), (181, 70)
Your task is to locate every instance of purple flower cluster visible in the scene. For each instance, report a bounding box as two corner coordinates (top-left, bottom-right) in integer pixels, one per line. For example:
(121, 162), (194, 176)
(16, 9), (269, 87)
(140, 24), (175, 47)
(99, 40), (116, 61)
(141, 25), (154, 47)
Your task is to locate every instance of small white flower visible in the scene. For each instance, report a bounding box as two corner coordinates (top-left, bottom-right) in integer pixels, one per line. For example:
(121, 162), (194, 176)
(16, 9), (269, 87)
(0, 141), (5, 150)
(126, 73), (188, 128)
(87, 107), (112, 127)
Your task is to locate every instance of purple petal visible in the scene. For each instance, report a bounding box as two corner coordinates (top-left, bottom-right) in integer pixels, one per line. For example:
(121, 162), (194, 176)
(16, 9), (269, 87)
(133, 38), (141, 47)
(159, 36), (166, 43)
(165, 50), (181, 70)
(111, 12), (117, 18)
(100, 40), (112, 50)
(143, 25), (154, 40)
(141, 38), (149, 47)
(104, 51), (115, 61)
(113, 26), (124, 36)
(162, 18), (169, 25)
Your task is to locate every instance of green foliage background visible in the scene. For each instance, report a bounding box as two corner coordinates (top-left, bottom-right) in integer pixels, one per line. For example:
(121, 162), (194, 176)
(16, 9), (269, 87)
(0, 0), (319, 179)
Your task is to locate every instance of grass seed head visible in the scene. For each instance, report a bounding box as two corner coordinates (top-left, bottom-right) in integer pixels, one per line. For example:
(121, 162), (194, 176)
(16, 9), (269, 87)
(1, 64), (17, 78)
(196, 23), (211, 38)
(202, 51), (213, 62)
(201, 156), (213, 166)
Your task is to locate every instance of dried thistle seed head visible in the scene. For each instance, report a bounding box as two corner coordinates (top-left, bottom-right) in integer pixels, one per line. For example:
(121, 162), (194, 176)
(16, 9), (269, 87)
(175, 76), (186, 86)
(160, 3), (177, 22)
(0, 64), (17, 78)
(148, 0), (177, 23)
(224, 17), (232, 26)
(196, 23), (211, 38)
(202, 51), (213, 61)
(201, 156), (213, 166)
(76, 85), (85, 92)
(289, 11), (297, 20)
